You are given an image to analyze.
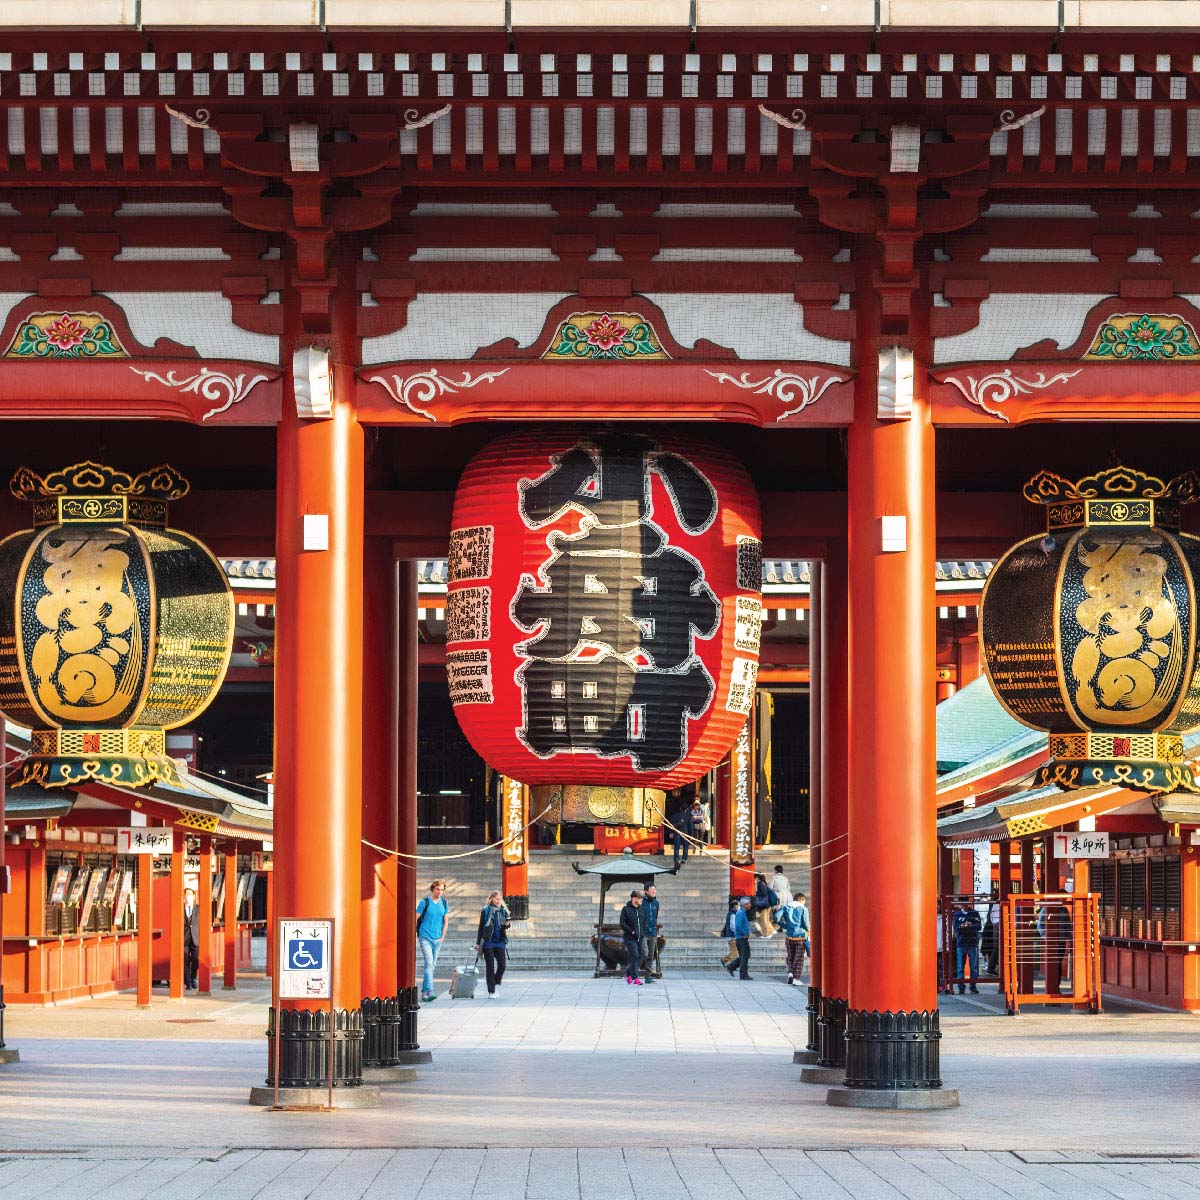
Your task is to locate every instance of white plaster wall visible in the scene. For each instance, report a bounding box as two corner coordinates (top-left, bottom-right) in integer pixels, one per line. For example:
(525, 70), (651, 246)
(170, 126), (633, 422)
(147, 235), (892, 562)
(646, 293), (851, 366)
(107, 292), (280, 363)
(361, 293), (570, 364)
(934, 293), (1111, 364)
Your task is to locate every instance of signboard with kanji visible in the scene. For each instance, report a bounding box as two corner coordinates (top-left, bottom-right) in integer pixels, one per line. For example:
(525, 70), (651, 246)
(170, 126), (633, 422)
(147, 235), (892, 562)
(116, 829), (172, 855)
(1052, 832), (1110, 859)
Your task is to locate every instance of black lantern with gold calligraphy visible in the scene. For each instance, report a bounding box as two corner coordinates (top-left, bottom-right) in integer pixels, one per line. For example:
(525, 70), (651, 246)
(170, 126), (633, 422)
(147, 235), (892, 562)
(981, 466), (1200, 794)
(0, 462), (234, 788)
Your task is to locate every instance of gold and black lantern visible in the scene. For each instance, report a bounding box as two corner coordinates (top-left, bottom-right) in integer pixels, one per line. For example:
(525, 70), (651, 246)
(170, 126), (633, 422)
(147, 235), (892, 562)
(0, 462), (234, 788)
(981, 466), (1200, 794)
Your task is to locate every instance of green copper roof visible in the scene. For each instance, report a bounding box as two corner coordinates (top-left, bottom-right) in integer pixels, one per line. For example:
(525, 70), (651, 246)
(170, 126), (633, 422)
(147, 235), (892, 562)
(936, 676), (1033, 775)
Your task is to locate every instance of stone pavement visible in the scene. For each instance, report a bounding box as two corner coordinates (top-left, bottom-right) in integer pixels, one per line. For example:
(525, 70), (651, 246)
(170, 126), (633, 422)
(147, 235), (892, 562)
(1, 1148), (1199, 1199)
(3, 973), (1200, 1195)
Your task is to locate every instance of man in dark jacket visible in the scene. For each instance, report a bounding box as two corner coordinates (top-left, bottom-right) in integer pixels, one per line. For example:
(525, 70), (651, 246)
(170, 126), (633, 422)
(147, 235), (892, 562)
(183, 886), (200, 991)
(671, 805), (694, 868)
(619, 890), (645, 985)
(640, 883), (660, 982)
(952, 902), (983, 994)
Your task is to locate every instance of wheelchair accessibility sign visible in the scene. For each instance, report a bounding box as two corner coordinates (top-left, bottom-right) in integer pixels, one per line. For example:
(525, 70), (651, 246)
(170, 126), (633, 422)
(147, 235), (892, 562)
(279, 919), (333, 999)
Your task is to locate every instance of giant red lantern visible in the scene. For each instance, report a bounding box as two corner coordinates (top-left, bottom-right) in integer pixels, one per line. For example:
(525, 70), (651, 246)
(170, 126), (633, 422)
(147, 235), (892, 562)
(447, 431), (762, 826)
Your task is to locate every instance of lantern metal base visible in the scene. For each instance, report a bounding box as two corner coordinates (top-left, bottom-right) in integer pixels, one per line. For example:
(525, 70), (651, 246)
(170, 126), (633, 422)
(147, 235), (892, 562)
(1036, 757), (1200, 794)
(14, 752), (180, 790)
(532, 784), (666, 828)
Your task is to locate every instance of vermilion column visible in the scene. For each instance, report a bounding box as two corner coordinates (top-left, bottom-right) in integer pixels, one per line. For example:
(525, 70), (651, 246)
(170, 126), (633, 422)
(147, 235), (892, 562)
(197, 836), (212, 995)
(802, 561), (825, 1060)
(1182, 847), (1200, 1011)
(396, 560), (425, 1059)
(500, 777), (530, 920)
(829, 292), (953, 1107)
(815, 540), (850, 1075)
(136, 853), (153, 1008)
(169, 830), (185, 1000)
(0, 715), (16, 1063)
(223, 844), (237, 990)
(268, 265), (368, 1093)
(361, 539), (401, 1067)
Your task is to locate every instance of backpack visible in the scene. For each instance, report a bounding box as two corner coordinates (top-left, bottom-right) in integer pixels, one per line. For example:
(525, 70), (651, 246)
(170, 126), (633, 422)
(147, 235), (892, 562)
(766, 887), (779, 907)
(416, 895), (448, 936)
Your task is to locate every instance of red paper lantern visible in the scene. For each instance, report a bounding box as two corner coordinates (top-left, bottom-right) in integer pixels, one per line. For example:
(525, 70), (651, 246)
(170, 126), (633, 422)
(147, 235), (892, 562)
(446, 430), (762, 811)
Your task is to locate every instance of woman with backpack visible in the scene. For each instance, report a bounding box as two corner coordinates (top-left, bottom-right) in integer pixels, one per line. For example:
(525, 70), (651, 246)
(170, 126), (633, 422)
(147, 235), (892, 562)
(474, 890), (511, 998)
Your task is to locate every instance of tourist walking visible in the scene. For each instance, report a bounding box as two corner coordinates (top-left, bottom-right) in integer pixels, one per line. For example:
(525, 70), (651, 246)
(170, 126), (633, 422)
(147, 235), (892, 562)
(670, 803), (695, 868)
(416, 879), (450, 1002)
(640, 882), (661, 981)
(952, 900), (983, 994)
(725, 896), (753, 979)
(752, 872), (778, 936)
(719, 897), (740, 971)
(474, 890), (511, 998)
(619, 889), (645, 985)
(689, 800), (709, 846)
(182, 886), (200, 991)
(982, 890), (1001, 978)
(774, 893), (810, 986)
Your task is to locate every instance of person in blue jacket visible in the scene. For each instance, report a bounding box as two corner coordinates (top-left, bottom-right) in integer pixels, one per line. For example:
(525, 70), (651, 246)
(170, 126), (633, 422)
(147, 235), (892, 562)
(724, 896), (753, 980)
(775, 893), (811, 986)
(416, 880), (449, 1002)
(640, 882), (661, 981)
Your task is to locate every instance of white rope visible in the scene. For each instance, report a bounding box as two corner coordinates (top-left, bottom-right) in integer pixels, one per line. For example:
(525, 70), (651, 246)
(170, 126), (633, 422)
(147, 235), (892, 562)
(362, 804), (554, 864)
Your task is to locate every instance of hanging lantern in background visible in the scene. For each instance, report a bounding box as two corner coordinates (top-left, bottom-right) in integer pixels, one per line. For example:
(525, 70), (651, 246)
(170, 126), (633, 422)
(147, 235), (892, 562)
(447, 430), (762, 827)
(0, 461), (234, 788)
(980, 466), (1200, 794)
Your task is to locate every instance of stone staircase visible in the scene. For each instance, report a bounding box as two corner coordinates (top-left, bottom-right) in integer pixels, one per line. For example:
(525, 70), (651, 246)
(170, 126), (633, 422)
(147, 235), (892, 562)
(412, 844), (810, 975)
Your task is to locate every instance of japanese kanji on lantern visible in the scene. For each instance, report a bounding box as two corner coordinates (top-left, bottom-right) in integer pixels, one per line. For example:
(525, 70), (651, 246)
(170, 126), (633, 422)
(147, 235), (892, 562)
(980, 466), (1200, 794)
(0, 461), (234, 789)
(447, 431), (762, 827)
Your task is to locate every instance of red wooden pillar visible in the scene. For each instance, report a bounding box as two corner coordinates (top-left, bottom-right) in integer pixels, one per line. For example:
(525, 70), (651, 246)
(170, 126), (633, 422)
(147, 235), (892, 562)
(1182, 846), (1200, 1011)
(397, 560), (421, 1053)
(265, 862), (275, 980)
(197, 836), (212, 995)
(803, 560), (825, 1058)
(361, 539), (400, 1066)
(269, 265), (368, 1091)
(136, 853), (153, 1008)
(168, 830), (185, 1000)
(223, 844), (237, 990)
(0, 715), (14, 1062)
(817, 538), (850, 1070)
(833, 313), (949, 1105)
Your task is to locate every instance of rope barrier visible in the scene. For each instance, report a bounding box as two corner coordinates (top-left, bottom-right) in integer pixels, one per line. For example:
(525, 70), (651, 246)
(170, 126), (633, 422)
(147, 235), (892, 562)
(361, 804), (555, 865)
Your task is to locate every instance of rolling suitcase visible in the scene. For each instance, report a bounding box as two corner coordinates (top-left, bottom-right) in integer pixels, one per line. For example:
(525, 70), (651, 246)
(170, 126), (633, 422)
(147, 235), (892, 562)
(450, 956), (479, 999)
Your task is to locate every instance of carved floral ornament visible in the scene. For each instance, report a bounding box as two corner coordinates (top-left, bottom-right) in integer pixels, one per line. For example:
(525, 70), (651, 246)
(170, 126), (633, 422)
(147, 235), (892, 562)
(128, 366), (271, 421)
(543, 312), (670, 362)
(4, 312), (128, 359)
(702, 368), (842, 422)
(367, 367), (510, 421)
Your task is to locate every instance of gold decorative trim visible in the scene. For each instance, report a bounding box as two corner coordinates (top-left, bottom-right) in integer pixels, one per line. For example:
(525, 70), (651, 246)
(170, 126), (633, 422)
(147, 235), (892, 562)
(1024, 466), (1200, 507)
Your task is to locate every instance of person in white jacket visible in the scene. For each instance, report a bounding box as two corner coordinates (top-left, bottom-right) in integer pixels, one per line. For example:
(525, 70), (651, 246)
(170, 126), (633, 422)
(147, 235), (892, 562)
(769, 865), (793, 914)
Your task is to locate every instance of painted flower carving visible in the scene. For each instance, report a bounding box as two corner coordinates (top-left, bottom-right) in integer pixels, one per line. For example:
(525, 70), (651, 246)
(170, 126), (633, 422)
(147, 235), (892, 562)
(44, 314), (88, 351)
(583, 314), (626, 352)
(4, 311), (126, 359)
(1087, 314), (1200, 361)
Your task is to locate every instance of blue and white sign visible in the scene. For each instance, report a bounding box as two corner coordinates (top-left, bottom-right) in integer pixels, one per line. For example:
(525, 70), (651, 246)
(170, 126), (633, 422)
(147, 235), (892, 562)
(278, 918), (332, 999)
